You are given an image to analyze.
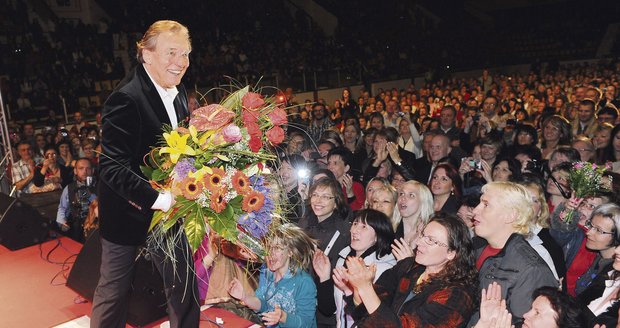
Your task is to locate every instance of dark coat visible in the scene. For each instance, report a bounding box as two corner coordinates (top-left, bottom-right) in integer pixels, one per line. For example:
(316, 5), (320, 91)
(470, 233), (559, 326)
(347, 257), (476, 328)
(98, 65), (189, 245)
(578, 268), (619, 328)
(298, 211), (351, 327)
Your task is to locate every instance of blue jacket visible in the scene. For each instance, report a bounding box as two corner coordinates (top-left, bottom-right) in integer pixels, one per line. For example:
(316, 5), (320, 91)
(256, 265), (317, 328)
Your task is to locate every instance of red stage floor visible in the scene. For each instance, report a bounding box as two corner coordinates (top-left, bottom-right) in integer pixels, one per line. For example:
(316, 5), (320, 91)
(0, 237), (256, 327)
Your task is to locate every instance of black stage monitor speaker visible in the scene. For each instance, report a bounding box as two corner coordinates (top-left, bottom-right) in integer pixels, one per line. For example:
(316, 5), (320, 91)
(66, 230), (168, 326)
(20, 189), (63, 223)
(0, 193), (50, 250)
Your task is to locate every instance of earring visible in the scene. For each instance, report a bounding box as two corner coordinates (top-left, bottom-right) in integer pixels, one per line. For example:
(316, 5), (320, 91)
(451, 189), (454, 195)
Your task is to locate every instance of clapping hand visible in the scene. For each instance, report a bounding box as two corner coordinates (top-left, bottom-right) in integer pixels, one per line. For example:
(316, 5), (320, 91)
(312, 249), (332, 282)
(341, 174), (354, 197)
(262, 304), (286, 326)
(345, 257), (375, 290)
(332, 266), (353, 296)
(391, 237), (414, 262)
(475, 282), (514, 328)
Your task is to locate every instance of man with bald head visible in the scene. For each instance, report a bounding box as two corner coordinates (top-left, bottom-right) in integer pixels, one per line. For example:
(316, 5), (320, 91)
(413, 132), (452, 183)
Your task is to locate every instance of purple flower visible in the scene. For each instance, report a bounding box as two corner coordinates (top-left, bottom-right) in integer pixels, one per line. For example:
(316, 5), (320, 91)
(174, 158), (196, 179)
(238, 212), (271, 239)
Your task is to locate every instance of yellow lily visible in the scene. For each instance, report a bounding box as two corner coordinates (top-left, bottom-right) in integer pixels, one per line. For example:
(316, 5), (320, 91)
(187, 166), (212, 181)
(159, 130), (196, 163)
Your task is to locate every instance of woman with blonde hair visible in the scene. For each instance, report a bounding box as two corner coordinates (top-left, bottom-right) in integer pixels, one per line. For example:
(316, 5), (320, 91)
(369, 184), (401, 231)
(391, 180), (434, 260)
(229, 224), (317, 327)
(520, 180), (566, 282)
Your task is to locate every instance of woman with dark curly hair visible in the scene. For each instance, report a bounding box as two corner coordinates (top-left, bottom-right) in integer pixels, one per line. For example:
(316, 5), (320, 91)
(336, 213), (478, 327)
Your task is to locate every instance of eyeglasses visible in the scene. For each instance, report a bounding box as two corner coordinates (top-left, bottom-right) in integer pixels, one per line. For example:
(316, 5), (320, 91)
(420, 234), (449, 248)
(585, 219), (614, 236)
(45, 153), (57, 158)
(311, 193), (335, 202)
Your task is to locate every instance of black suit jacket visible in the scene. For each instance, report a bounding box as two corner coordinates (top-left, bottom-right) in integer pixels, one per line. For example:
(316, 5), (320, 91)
(98, 65), (189, 245)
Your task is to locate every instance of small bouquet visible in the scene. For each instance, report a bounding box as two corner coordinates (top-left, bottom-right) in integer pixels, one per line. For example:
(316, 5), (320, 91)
(563, 162), (611, 223)
(141, 86), (288, 260)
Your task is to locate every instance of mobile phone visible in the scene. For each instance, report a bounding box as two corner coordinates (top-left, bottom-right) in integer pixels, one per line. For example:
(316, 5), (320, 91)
(469, 159), (482, 170)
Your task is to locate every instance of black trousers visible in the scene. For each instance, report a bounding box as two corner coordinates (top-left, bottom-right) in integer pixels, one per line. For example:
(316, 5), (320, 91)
(90, 232), (200, 328)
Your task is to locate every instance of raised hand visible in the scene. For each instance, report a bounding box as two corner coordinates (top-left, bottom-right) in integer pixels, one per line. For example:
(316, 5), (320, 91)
(341, 173), (354, 197)
(332, 266), (353, 296)
(345, 257), (376, 289)
(478, 159), (493, 182)
(391, 237), (414, 262)
(312, 249), (332, 282)
(477, 282), (507, 327)
(459, 158), (474, 178)
(386, 142), (401, 163)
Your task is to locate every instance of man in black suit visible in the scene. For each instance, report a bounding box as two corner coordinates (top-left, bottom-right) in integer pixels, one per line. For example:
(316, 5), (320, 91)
(91, 21), (200, 328)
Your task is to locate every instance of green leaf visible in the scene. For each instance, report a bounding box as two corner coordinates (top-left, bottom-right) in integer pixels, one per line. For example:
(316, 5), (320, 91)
(221, 86), (249, 109)
(228, 195), (243, 208)
(140, 165), (154, 179)
(162, 199), (193, 231)
(184, 206), (206, 253)
(149, 210), (166, 231)
(207, 205), (238, 242)
(152, 168), (168, 182)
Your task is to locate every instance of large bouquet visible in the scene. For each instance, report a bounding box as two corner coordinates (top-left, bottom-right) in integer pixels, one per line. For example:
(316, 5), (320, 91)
(141, 86), (288, 259)
(563, 161), (611, 223)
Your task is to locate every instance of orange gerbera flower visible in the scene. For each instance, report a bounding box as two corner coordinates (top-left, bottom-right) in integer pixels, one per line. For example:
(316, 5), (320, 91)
(242, 190), (265, 212)
(180, 176), (203, 200)
(232, 170), (251, 195)
(203, 167), (226, 193)
(209, 188), (228, 213)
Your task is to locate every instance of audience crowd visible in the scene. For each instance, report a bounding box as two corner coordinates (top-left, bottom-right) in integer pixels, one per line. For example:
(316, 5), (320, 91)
(5, 57), (620, 327)
(4, 1), (620, 327)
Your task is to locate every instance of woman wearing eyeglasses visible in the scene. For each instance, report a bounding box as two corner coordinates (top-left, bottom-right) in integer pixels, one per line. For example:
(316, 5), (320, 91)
(577, 203), (620, 327)
(335, 214), (478, 327)
(550, 195), (615, 297)
(298, 177), (351, 327)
